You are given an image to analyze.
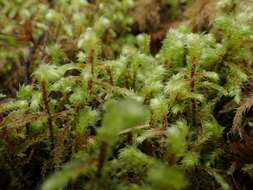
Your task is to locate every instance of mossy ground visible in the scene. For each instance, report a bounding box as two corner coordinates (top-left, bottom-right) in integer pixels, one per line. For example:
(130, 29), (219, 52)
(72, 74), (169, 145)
(0, 0), (253, 190)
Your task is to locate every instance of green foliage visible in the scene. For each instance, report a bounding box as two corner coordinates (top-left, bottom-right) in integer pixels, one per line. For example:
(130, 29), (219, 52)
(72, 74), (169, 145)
(98, 99), (149, 144)
(77, 108), (99, 135)
(147, 164), (186, 190)
(0, 0), (253, 190)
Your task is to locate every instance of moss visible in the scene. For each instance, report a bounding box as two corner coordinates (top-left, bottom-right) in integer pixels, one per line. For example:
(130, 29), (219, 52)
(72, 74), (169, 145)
(0, 0), (253, 189)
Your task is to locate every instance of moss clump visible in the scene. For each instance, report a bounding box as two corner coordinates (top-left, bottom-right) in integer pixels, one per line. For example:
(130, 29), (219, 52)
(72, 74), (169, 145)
(0, 0), (253, 189)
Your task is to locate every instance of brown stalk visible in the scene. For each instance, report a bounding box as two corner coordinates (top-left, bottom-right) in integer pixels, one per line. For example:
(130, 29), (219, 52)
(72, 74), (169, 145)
(91, 141), (108, 189)
(41, 80), (55, 151)
(190, 57), (197, 127)
(162, 113), (168, 129)
(106, 67), (114, 85)
(96, 141), (108, 179)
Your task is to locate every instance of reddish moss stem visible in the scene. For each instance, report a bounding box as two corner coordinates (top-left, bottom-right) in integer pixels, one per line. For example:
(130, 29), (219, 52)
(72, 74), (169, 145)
(106, 67), (114, 85)
(96, 141), (108, 179)
(88, 49), (95, 76)
(162, 114), (168, 129)
(91, 141), (107, 189)
(41, 80), (54, 150)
